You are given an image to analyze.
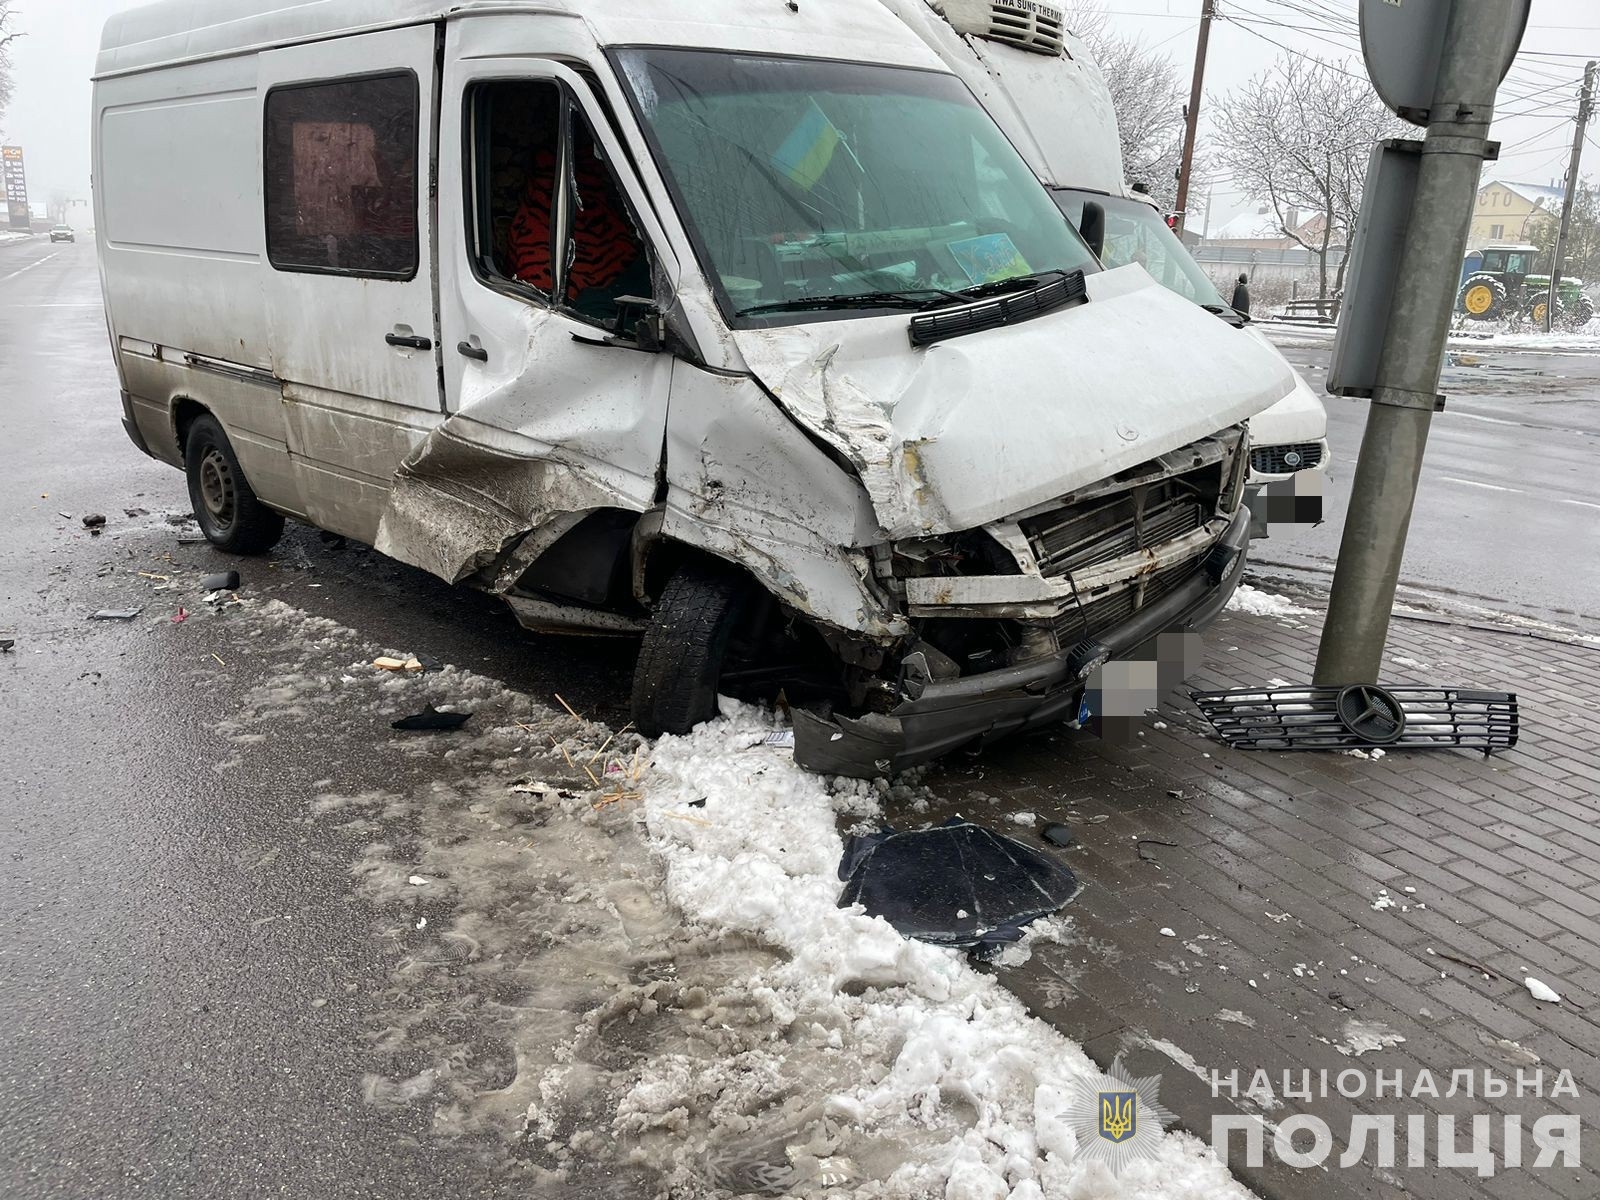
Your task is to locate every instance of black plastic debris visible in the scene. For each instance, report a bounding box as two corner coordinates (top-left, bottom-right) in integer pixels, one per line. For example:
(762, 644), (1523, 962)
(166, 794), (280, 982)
(1192, 683), (1517, 754)
(88, 608), (143, 621)
(0, 637), (14, 652)
(200, 571), (241, 592)
(838, 818), (1078, 952)
(1040, 822), (1077, 848)
(82, 513), (106, 529)
(391, 705), (473, 732)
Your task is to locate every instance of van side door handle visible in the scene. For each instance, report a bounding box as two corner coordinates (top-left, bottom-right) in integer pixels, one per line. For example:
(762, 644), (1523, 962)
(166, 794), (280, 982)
(456, 341), (488, 362)
(385, 332), (432, 350)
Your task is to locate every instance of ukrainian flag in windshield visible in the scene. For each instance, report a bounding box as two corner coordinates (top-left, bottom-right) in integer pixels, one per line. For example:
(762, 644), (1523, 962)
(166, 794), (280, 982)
(771, 98), (842, 191)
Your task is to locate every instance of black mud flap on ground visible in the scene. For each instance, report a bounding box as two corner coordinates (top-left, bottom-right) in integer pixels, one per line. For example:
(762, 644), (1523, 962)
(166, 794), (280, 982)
(838, 818), (1079, 953)
(1192, 684), (1518, 753)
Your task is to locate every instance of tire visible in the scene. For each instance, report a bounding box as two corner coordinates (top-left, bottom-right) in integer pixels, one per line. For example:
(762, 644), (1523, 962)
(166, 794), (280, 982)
(183, 413), (285, 554)
(1458, 275), (1506, 320)
(631, 561), (761, 737)
(1567, 295), (1596, 328)
(1527, 295), (1563, 328)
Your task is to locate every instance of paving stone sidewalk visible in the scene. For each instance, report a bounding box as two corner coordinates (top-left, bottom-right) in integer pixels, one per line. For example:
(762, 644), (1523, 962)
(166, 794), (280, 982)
(918, 585), (1600, 1200)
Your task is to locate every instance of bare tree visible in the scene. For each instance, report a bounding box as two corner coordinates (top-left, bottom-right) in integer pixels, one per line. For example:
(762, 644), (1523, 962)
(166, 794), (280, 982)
(1090, 33), (1194, 213)
(0, 2), (20, 134)
(1532, 178), (1600, 282)
(1213, 56), (1403, 299)
(1056, 1), (1110, 44)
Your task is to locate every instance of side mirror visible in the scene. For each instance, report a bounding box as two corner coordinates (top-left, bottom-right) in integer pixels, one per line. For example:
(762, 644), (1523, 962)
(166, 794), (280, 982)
(612, 295), (665, 351)
(1079, 201), (1106, 261)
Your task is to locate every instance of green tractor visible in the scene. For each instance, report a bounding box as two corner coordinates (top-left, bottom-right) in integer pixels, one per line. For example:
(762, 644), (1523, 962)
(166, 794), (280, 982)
(1457, 244), (1595, 327)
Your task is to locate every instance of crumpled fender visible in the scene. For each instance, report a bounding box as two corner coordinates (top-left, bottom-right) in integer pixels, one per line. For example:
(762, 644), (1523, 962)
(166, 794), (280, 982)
(374, 415), (640, 585)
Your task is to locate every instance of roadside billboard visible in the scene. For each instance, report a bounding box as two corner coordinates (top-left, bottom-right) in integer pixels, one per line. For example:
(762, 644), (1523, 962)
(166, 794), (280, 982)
(3, 146), (31, 231)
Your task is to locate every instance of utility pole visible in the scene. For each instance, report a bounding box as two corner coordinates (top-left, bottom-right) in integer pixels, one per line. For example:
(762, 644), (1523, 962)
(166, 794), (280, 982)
(1314, 0), (1526, 686)
(1543, 60), (1595, 331)
(1173, 0), (1216, 238)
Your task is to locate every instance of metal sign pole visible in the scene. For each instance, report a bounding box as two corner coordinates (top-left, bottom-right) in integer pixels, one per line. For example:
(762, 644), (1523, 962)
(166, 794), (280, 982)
(1314, 0), (1527, 685)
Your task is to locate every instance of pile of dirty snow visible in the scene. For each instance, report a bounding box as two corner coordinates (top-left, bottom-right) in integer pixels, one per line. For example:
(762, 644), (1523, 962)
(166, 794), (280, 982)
(637, 703), (1254, 1199)
(1224, 583), (1311, 619)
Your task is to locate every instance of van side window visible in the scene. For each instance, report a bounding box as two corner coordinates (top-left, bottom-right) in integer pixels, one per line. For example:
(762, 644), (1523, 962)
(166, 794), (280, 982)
(474, 81), (562, 295)
(471, 82), (649, 328)
(264, 72), (419, 278)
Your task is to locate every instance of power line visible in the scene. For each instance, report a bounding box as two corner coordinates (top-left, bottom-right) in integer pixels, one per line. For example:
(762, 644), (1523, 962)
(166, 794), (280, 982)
(1215, 14), (1371, 82)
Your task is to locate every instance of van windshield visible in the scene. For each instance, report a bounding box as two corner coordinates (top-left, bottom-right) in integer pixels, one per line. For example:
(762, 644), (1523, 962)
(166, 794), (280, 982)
(1052, 189), (1228, 311)
(614, 49), (1098, 323)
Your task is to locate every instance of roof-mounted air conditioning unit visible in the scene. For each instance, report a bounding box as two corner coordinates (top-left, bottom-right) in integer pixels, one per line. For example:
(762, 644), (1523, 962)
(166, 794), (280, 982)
(933, 0), (1066, 56)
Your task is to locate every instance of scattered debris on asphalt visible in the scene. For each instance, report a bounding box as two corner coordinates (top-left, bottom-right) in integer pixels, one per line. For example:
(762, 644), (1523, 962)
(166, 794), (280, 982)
(171, 607), (189, 624)
(1434, 949), (1500, 979)
(1192, 682), (1518, 753)
(1137, 837), (1180, 865)
(0, 637), (14, 652)
(82, 513), (106, 531)
(199, 570), (240, 592)
(508, 780), (557, 798)
(748, 728), (795, 748)
(124, 507), (148, 518)
(1525, 977), (1562, 1004)
(373, 656), (423, 672)
(88, 608), (142, 621)
(1039, 822), (1076, 848)
(1335, 1018), (1408, 1057)
(407, 875), (429, 886)
(391, 705), (473, 731)
(837, 818), (1078, 953)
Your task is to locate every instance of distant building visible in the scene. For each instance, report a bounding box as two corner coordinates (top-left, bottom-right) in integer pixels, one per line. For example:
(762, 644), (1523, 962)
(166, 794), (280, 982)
(1471, 180), (1562, 247)
(1193, 205), (1345, 290)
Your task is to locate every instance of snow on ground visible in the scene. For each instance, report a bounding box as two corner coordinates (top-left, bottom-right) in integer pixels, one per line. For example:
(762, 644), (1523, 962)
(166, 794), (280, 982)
(0, 230), (33, 245)
(639, 706), (1255, 1199)
(1254, 316), (1600, 355)
(1224, 583), (1311, 619)
(200, 589), (1256, 1198)
(1448, 323), (1600, 352)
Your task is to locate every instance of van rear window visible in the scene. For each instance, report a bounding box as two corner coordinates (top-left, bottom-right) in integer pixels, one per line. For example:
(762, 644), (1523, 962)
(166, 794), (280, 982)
(264, 72), (419, 278)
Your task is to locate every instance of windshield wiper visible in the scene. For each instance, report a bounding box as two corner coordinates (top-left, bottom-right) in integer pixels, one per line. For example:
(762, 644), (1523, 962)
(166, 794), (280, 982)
(923, 268), (1070, 309)
(738, 288), (963, 317)
(1200, 302), (1249, 325)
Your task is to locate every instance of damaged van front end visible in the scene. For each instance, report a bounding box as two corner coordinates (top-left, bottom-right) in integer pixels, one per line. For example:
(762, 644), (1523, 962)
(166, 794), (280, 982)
(791, 427), (1252, 775)
(724, 267), (1280, 776)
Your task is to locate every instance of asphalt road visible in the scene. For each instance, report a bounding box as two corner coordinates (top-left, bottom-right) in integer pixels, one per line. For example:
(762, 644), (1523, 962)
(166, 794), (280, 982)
(0, 235), (636, 1199)
(3, 235), (1597, 1199)
(1256, 321), (1600, 628)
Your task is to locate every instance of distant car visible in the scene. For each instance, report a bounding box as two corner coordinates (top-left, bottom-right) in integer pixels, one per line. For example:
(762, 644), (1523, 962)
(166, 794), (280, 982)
(49, 225), (75, 242)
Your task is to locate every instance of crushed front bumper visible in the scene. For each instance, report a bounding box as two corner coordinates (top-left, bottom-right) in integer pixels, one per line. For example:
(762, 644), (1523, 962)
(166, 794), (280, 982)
(792, 507), (1252, 777)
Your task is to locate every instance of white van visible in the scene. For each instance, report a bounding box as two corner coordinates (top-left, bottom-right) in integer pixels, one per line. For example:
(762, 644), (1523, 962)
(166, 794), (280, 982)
(884, 0), (1331, 532)
(94, 0), (1293, 775)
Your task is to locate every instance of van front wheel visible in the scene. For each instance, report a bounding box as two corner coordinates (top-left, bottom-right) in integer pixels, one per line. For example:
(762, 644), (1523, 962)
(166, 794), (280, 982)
(632, 562), (761, 737)
(184, 414), (285, 555)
